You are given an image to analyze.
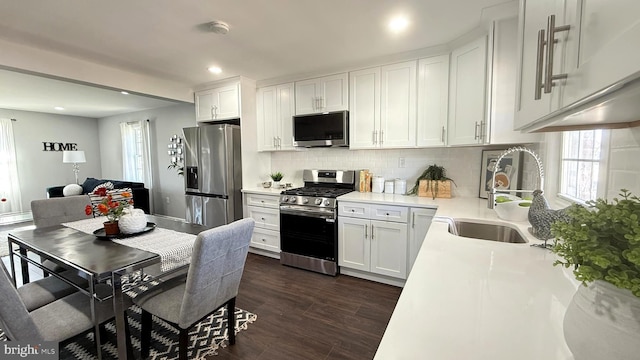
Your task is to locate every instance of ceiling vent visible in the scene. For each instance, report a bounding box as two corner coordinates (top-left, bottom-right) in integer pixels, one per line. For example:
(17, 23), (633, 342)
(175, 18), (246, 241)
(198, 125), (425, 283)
(208, 21), (230, 35)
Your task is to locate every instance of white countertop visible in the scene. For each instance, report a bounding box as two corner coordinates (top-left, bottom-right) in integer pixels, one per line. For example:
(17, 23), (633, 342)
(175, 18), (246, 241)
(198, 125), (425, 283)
(241, 187), (288, 195)
(361, 195), (580, 360)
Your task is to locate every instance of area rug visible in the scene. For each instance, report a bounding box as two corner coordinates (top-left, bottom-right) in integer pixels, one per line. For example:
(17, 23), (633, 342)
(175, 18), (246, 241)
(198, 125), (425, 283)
(0, 305), (256, 360)
(0, 225), (36, 257)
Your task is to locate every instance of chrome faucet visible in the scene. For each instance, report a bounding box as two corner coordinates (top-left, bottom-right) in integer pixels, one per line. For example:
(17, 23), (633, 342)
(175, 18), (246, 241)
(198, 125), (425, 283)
(487, 146), (544, 209)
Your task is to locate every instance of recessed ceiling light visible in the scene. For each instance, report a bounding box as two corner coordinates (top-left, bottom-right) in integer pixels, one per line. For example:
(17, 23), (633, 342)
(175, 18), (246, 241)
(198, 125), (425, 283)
(54, 106), (65, 111)
(388, 16), (409, 33)
(120, 91), (129, 95)
(208, 66), (222, 74)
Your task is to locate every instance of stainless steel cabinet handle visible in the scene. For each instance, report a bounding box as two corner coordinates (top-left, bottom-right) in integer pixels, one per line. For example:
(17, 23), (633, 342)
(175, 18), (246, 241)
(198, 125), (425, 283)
(380, 130), (384, 145)
(277, 136), (281, 148)
(373, 130), (377, 145)
(480, 121), (486, 142)
(412, 213), (415, 229)
(534, 29), (546, 100)
(371, 224), (374, 239)
(365, 224), (368, 239)
(273, 137), (277, 148)
(474, 122), (480, 140)
(441, 126), (445, 143)
(544, 14), (570, 94)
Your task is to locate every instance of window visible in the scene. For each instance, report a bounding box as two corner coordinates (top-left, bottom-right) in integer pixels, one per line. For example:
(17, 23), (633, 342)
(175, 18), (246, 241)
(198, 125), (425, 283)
(120, 121), (145, 182)
(0, 118), (22, 214)
(559, 129), (606, 202)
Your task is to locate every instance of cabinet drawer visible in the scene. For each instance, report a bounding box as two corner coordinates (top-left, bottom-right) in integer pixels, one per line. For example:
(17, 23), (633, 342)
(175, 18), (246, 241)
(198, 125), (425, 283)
(246, 206), (279, 231)
(369, 204), (408, 223)
(338, 202), (370, 219)
(250, 227), (280, 252)
(245, 193), (280, 208)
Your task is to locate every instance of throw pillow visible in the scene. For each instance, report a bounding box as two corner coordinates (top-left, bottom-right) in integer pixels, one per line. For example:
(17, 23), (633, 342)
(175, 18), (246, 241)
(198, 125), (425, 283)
(92, 181), (114, 193)
(81, 177), (103, 194)
(62, 184), (83, 196)
(89, 187), (134, 217)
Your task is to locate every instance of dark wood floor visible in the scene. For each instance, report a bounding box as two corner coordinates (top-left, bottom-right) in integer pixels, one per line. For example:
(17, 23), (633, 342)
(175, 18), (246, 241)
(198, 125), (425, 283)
(213, 254), (402, 360)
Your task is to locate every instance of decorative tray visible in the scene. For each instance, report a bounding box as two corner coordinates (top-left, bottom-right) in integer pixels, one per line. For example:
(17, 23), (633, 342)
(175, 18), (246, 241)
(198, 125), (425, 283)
(93, 222), (156, 240)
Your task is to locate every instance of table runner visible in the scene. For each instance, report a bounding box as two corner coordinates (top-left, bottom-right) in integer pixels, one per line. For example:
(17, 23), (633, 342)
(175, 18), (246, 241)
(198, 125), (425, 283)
(62, 217), (197, 271)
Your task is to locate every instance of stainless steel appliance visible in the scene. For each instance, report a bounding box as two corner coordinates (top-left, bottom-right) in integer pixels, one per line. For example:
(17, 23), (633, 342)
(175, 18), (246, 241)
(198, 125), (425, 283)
(293, 110), (349, 148)
(279, 169), (356, 276)
(183, 124), (242, 228)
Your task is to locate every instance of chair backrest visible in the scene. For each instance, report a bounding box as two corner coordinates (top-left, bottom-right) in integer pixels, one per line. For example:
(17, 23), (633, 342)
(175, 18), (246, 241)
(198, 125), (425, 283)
(178, 218), (255, 328)
(0, 262), (43, 340)
(31, 195), (93, 228)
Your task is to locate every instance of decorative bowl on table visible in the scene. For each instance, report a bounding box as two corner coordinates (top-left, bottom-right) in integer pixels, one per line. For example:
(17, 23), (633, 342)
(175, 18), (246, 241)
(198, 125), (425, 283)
(494, 195), (532, 222)
(262, 181), (272, 188)
(119, 208), (148, 234)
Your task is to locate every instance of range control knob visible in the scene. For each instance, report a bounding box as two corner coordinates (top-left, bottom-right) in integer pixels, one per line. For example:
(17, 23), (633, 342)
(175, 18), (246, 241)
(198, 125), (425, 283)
(282, 196), (288, 202)
(324, 199), (331, 206)
(314, 198), (322, 205)
(302, 198), (309, 204)
(289, 196), (296, 202)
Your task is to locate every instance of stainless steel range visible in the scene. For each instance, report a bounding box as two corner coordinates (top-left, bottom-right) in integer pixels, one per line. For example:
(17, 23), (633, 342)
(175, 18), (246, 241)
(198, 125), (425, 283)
(279, 169), (356, 276)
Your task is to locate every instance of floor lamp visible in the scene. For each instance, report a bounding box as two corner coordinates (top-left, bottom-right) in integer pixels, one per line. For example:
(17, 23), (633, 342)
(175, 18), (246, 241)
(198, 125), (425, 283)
(63, 150), (86, 184)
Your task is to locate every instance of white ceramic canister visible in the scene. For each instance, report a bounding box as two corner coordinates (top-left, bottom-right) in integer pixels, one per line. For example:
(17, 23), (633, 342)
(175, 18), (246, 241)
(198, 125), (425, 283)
(384, 181), (394, 194)
(394, 179), (407, 195)
(372, 176), (385, 193)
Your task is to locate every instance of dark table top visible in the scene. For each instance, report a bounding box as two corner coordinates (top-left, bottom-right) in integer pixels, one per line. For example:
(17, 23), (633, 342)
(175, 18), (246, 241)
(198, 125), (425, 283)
(8, 215), (207, 281)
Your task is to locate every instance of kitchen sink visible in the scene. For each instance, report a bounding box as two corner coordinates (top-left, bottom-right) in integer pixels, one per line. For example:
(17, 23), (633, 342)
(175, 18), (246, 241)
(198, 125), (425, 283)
(446, 219), (527, 243)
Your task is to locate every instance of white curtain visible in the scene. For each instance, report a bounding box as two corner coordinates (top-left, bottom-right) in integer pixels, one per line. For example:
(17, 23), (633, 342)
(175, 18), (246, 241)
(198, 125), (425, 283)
(120, 120), (154, 213)
(0, 118), (23, 214)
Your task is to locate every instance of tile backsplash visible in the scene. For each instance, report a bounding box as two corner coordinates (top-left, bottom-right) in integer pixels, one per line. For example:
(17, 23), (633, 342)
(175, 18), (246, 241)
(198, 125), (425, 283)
(271, 146), (535, 198)
(606, 127), (640, 199)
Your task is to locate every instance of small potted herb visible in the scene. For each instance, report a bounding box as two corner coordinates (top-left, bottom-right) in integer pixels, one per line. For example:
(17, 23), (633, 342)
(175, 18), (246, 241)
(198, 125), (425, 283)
(550, 189), (640, 359)
(407, 164), (456, 199)
(270, 172), (284, 188)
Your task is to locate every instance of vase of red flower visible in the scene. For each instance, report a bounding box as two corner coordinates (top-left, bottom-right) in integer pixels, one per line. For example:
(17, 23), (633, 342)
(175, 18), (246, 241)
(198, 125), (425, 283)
(89, 188), (132, 235)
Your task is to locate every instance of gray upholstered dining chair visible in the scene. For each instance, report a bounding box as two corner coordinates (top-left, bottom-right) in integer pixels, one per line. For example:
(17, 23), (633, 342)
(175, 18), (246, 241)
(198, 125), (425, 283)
(0, 261), (117, 357)
(0, 261), (80, 311)
(132, 218), (255, 360)
(31, 196), (94, 273)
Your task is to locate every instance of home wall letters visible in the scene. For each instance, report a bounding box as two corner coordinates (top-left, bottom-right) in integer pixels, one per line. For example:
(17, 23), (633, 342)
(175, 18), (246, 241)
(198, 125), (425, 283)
(42, 142), (78, 151)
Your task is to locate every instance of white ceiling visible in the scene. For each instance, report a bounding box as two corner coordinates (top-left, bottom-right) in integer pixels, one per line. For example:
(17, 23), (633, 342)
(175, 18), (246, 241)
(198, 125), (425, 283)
(0, 0), (511, 118)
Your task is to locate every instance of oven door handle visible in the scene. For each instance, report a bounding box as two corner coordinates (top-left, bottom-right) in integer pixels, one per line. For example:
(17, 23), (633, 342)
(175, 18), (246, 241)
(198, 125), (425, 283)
(280, 208), (336, 221)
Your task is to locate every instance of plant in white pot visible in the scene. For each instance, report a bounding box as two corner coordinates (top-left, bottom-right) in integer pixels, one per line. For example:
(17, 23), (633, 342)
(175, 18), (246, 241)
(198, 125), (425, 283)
(270, 172), (284, 188)
(551, 189), (640, 360)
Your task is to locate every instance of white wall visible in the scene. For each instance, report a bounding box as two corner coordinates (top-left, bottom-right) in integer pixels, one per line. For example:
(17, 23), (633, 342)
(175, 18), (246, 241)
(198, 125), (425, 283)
(0, 108), (101, 210)
(98, 103), (196, 219)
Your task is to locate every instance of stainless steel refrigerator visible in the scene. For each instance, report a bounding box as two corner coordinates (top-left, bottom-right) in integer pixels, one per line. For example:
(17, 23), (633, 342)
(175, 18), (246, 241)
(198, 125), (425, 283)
(183, 124), (242, 228)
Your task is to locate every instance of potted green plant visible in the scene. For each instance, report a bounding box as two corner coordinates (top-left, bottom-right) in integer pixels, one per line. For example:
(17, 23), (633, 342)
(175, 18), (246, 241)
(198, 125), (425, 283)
(550, 189), (640, 360)
(407, 164), (456, 199)
(270, 172), (284, 188)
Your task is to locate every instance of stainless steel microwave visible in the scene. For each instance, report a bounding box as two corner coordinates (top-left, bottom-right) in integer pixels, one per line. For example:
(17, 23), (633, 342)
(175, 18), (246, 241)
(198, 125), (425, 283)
(292, 110), (349, 148)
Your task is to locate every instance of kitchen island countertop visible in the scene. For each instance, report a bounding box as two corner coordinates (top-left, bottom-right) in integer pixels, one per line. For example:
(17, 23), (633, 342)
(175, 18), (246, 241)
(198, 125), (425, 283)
(354, 195), (580, 360)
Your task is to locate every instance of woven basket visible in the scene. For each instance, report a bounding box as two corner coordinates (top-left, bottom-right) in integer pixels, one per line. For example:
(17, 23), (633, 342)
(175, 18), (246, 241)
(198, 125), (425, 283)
(417, 180), (451, 198)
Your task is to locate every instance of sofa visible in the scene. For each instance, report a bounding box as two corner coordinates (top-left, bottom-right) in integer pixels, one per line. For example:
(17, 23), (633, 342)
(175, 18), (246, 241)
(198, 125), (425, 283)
(47, 177), (150, 214)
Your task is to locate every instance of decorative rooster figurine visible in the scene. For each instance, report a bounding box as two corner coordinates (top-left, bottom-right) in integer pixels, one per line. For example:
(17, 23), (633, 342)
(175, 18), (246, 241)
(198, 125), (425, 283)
(528, 190), (571, 247)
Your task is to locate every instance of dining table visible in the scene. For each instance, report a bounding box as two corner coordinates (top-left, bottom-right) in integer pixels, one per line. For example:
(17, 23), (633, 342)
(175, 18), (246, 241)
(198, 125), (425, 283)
(7, 215), (206, 360)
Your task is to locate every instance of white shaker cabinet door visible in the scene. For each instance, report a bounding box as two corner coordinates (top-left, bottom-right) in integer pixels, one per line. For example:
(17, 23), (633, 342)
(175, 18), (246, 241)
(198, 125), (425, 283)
(276, 83), (295, 150)
(448, 36), (488, 146)
(349, 67), (380, 149)
(338, 217), (370, 272)
(562, 0), (640, 107)
(380, 61), (417, 148)
(215, 84), (240, 120)
(417, 55), (449, 147)
(195, 89), (215, 122)
(370, 220), (408, 279)
(256, 86), (278, 151)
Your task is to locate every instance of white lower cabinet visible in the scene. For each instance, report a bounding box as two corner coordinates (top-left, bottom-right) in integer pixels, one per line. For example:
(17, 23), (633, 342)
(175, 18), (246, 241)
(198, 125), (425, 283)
(338, 202), (408, 280)
(408, 208), (436, 273)
(243, 192), (280, 258)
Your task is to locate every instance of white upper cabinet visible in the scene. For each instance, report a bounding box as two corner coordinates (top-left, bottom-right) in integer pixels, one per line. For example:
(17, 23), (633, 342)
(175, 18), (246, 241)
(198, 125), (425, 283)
(448, 35), (488, 146)
(195, 83), (240, 122)
(294, 73), (348, 115)
(514, 0), (568, 130)
(349, 61), (417, 149)
(379, 61), (417, 148)
(562, 0), (640, 107)
(487, 17), (542, 144)
(349, 67), (381, 149)
(257, 83), (295, 151)
(416, 55), (449, 147)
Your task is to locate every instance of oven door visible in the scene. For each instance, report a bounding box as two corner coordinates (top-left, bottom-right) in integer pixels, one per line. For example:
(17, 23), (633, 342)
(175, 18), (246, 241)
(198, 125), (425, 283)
(280, 208), (337, 261)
